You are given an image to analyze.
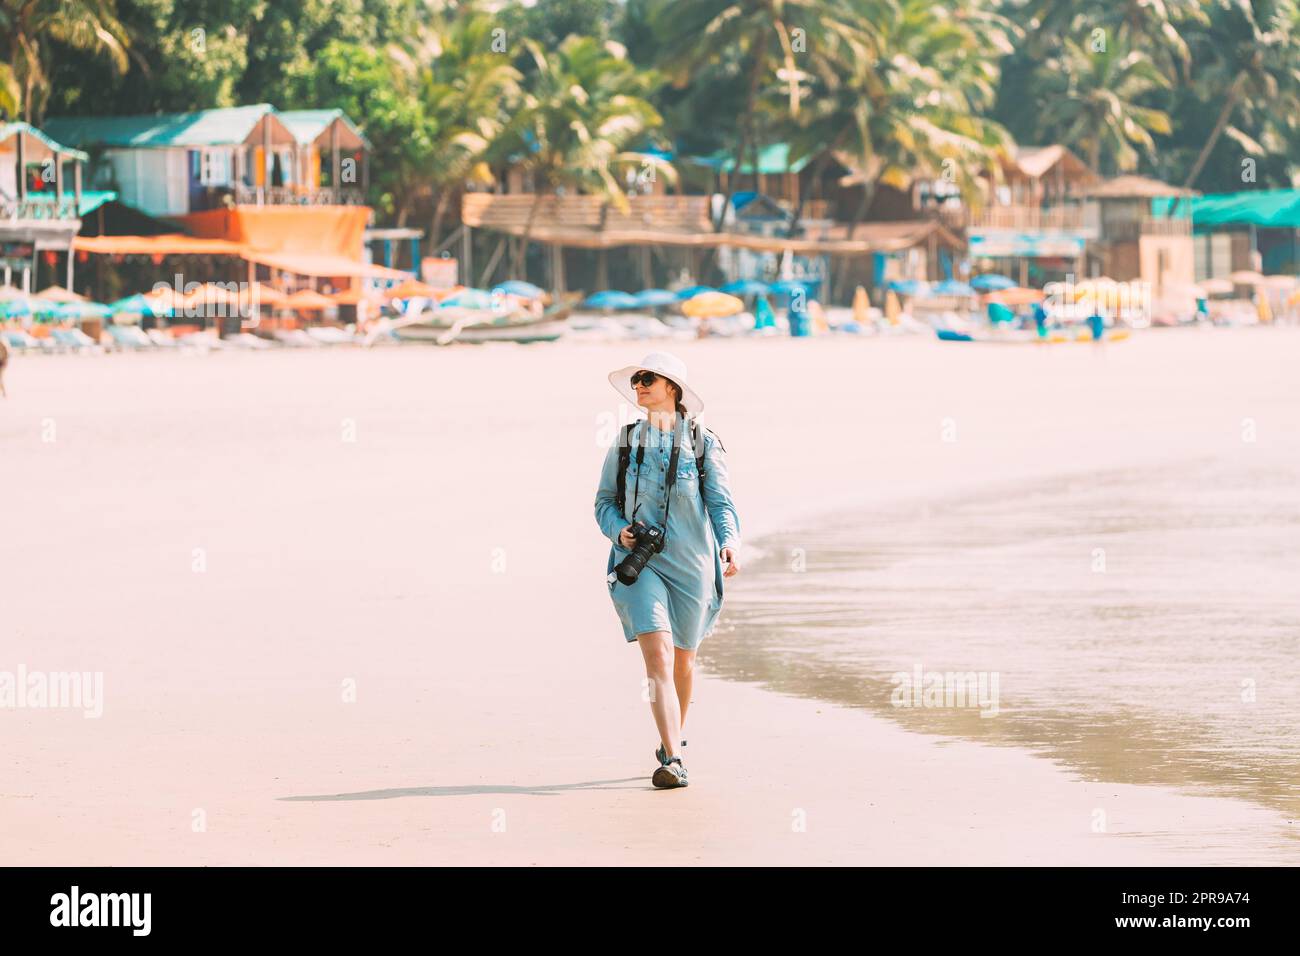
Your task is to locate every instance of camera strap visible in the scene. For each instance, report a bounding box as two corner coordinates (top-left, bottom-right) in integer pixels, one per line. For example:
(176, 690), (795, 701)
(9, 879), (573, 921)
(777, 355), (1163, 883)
(631, 419), (682, 542)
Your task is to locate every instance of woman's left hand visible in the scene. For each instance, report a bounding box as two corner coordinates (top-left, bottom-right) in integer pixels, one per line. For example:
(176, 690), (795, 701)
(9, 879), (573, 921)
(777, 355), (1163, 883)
(720, 547), (740, 577)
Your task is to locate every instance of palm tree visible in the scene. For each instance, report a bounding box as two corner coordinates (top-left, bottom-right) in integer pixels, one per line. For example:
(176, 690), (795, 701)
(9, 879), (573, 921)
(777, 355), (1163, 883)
(0, 0), (130, 122)
(1034, 36), (1172, 175)
(1017, 0), (1209, 84)
(396, 5), (525, 247)
(789, 0), (1013, 237)
(501, 35), (674, 277)
(1176, 0), (1300, 198)
(646, 0), (873, 231)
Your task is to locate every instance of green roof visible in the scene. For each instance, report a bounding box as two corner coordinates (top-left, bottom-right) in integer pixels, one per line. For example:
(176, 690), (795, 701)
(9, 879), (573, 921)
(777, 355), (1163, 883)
(1154, 189), (1300, 228)
(278, 109), (370, 149)
(43, 105), (276, 149)
(689, 143), (814, 175)
(0, 122), (89, 162)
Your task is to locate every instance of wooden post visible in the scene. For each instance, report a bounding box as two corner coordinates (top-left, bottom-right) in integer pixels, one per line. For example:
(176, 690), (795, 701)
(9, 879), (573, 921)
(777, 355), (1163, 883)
(597, 248), (609, 290)
(461, 224), (473, 286)
(331, 124), (341, 202)
(16, 132), (25, 201)
(262, 118), (271, 203)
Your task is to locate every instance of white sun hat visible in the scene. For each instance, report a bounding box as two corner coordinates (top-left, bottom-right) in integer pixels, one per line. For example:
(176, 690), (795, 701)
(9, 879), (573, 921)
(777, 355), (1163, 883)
(608, 351), (704, 417)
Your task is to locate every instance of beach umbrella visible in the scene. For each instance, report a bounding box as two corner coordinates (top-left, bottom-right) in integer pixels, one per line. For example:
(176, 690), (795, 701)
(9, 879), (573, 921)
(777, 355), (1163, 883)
(1261, 274), (1297, 290)
(36, 285), (87, 303)
(110, 294), (156, 315)
(492, 280), (545, 299)
(719, 279), (770, 297)
(632, 288), (679, 308)
(985, 286), (1044, 307)
(674, 285), (715, 300)
(970, 273), (1015, 292)
(331, 285), (380, 306)
(183, 283), (245, 307)
(680, 291), (744, 318)
(583, 290), (641, 310)
(0, 286), (30, 302)
(887, 278), (929, 297)
(0, 297), (34, 318)
(284, 289), (336, 311)
(52, 300), (111, 320)
(1229, 270), (1265, 285)
(932, 279), (976, 297)
(852, 285), (870, 325)
(387, 278), (444, 300)
(246, 284), (288, 308)
(769, 279), (813, 295)
(1198, 278), (1233, 296)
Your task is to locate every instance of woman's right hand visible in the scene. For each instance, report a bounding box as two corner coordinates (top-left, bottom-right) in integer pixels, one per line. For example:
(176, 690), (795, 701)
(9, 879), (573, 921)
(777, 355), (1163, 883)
(618, 525), (636, 549)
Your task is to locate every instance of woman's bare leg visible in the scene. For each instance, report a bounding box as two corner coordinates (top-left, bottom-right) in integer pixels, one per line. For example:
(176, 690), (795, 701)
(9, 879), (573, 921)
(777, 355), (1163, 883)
(673, 647), (696, 732)
(636, 630), (680, 760)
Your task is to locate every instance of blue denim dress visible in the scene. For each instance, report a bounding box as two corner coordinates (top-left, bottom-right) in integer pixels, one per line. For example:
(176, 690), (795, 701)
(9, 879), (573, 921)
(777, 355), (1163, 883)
(594, 416), (741, 650)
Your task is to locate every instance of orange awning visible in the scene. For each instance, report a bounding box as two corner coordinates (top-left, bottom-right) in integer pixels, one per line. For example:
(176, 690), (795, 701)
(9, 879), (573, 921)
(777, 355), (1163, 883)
(73, 234), (248, 256)
(240, 249), (409, 279)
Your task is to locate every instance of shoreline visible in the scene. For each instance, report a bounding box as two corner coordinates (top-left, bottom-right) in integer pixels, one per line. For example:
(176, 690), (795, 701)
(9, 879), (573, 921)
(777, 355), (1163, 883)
(3, 329), (1296, 864)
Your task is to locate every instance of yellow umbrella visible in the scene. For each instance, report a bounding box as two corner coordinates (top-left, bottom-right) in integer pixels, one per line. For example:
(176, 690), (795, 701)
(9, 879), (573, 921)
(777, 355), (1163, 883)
(852, 285), (869, 325)
(681, 291), (744, 318)
(1257, 292), (1273, 323)
(884, 290), (901, 325)
(808, 299), (828, 333)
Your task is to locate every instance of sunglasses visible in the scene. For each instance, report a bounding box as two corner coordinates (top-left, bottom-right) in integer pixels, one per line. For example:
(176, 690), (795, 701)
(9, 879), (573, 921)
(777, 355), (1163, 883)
(630, 370), (662, 388)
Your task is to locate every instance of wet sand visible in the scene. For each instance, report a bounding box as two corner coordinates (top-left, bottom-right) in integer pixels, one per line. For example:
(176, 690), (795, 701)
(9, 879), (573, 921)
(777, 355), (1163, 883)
(2, 327), (1296, 864)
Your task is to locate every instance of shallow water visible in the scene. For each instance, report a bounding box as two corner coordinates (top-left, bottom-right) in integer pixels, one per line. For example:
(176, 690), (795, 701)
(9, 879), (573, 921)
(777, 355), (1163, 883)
(705, 455), (1300, 824)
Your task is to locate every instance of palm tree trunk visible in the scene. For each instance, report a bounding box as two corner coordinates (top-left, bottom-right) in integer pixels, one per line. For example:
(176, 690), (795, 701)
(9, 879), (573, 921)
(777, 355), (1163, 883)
(714, 50), (767, 233)
(1174, 72), (1247, 215)
(429, 190), (453, 250)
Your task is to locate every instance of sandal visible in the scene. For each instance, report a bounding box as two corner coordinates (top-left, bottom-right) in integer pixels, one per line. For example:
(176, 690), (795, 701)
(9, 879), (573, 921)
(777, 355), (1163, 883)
(655, 738), (687, 766)
(652, 756), (689, 789)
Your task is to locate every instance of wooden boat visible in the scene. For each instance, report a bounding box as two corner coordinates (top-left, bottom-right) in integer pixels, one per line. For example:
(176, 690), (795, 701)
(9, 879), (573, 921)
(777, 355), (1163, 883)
(392, 299), (574, 345)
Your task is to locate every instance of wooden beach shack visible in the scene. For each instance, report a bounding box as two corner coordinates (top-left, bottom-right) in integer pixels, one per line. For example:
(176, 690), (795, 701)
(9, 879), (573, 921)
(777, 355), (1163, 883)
(0, 123), (90, 292)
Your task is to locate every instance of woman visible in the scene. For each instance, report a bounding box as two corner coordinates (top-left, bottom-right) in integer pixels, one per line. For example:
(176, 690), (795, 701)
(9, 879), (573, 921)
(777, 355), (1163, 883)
(594, 351), (741, 789)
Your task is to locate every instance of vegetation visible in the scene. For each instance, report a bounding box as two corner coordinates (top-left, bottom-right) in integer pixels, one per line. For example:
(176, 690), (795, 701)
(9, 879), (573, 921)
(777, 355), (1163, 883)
(13, 0), (1300, 238)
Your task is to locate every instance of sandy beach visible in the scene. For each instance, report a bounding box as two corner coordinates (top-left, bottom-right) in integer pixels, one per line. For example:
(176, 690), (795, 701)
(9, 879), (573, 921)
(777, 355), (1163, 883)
(2, 328), (1296, 865)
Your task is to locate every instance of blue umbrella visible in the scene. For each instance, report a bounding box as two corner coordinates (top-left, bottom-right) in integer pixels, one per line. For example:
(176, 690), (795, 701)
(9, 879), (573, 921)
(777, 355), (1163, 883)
(632, 288), (679, 308)
(971, 274), (1015, 292)
(887, 279), (929, 297)
(583, 290), (640, 310)
(933, 279), (976, 297)
(492, 280), (545, 299)
(674, 285), (715, 300)
(720, 279), (771, 297)
(53, 300), (112, 320)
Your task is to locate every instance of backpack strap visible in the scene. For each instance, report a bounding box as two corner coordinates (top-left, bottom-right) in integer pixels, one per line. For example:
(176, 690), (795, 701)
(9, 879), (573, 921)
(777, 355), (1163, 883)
(690, 418), (724, 506)
(615, 421), (637, 522)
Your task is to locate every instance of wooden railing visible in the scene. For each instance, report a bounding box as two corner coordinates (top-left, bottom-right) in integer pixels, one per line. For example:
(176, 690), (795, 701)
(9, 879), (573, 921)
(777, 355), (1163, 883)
(461, 193), (714, 231)
(963, 204), (1095, 232)
(1103, 217), (1192, 241)
(233, 184), (366, 206)
(2, 195), (81, 220)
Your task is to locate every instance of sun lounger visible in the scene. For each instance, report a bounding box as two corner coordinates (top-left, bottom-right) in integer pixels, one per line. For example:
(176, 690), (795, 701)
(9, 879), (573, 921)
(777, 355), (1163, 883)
(145, 329), (178, 348)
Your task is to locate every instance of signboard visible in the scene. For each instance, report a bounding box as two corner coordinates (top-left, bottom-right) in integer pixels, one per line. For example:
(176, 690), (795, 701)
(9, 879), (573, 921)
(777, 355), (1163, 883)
(421, 256), (458, 288)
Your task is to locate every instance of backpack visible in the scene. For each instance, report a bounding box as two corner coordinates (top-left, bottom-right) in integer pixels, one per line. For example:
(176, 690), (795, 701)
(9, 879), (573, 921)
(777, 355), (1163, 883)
(615, 419), (723, 522)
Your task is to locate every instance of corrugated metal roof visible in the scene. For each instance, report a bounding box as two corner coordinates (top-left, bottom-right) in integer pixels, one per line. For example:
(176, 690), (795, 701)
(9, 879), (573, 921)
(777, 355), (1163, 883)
(0, 122), (90, 162)
(688, 143), (814, 175)
(44, 105), (283, 149)
(278, 109), (370, 150)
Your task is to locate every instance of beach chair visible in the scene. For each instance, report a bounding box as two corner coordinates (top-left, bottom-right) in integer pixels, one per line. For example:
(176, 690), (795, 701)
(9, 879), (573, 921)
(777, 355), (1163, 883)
(146, 329), (178, 348)
(108, 325), (144, 351)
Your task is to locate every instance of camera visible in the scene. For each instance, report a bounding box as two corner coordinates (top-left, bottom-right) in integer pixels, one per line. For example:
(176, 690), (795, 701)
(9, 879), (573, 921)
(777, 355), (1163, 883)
(612, 519), (665, 585)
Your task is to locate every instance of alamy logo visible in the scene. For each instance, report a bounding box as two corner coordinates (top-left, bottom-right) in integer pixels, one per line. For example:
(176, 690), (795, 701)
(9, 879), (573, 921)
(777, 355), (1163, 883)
(50, 886), (151, 936)
(0, 665), (103, 718)
(889, 663), (1000, 717)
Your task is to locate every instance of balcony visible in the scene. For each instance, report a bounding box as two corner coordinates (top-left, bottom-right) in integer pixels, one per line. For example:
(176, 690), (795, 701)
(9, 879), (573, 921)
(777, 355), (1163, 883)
(232, 183), (366, 207)
(461, 193), (714, 232)
(2, 194), (81, 220)
(963, 204), (1097, 233)
(1101, 217), (1192, 242)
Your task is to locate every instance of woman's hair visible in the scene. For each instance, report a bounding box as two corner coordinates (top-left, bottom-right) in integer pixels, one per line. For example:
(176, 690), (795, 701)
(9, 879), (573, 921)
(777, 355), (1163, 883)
(666, 378), (687, 416)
